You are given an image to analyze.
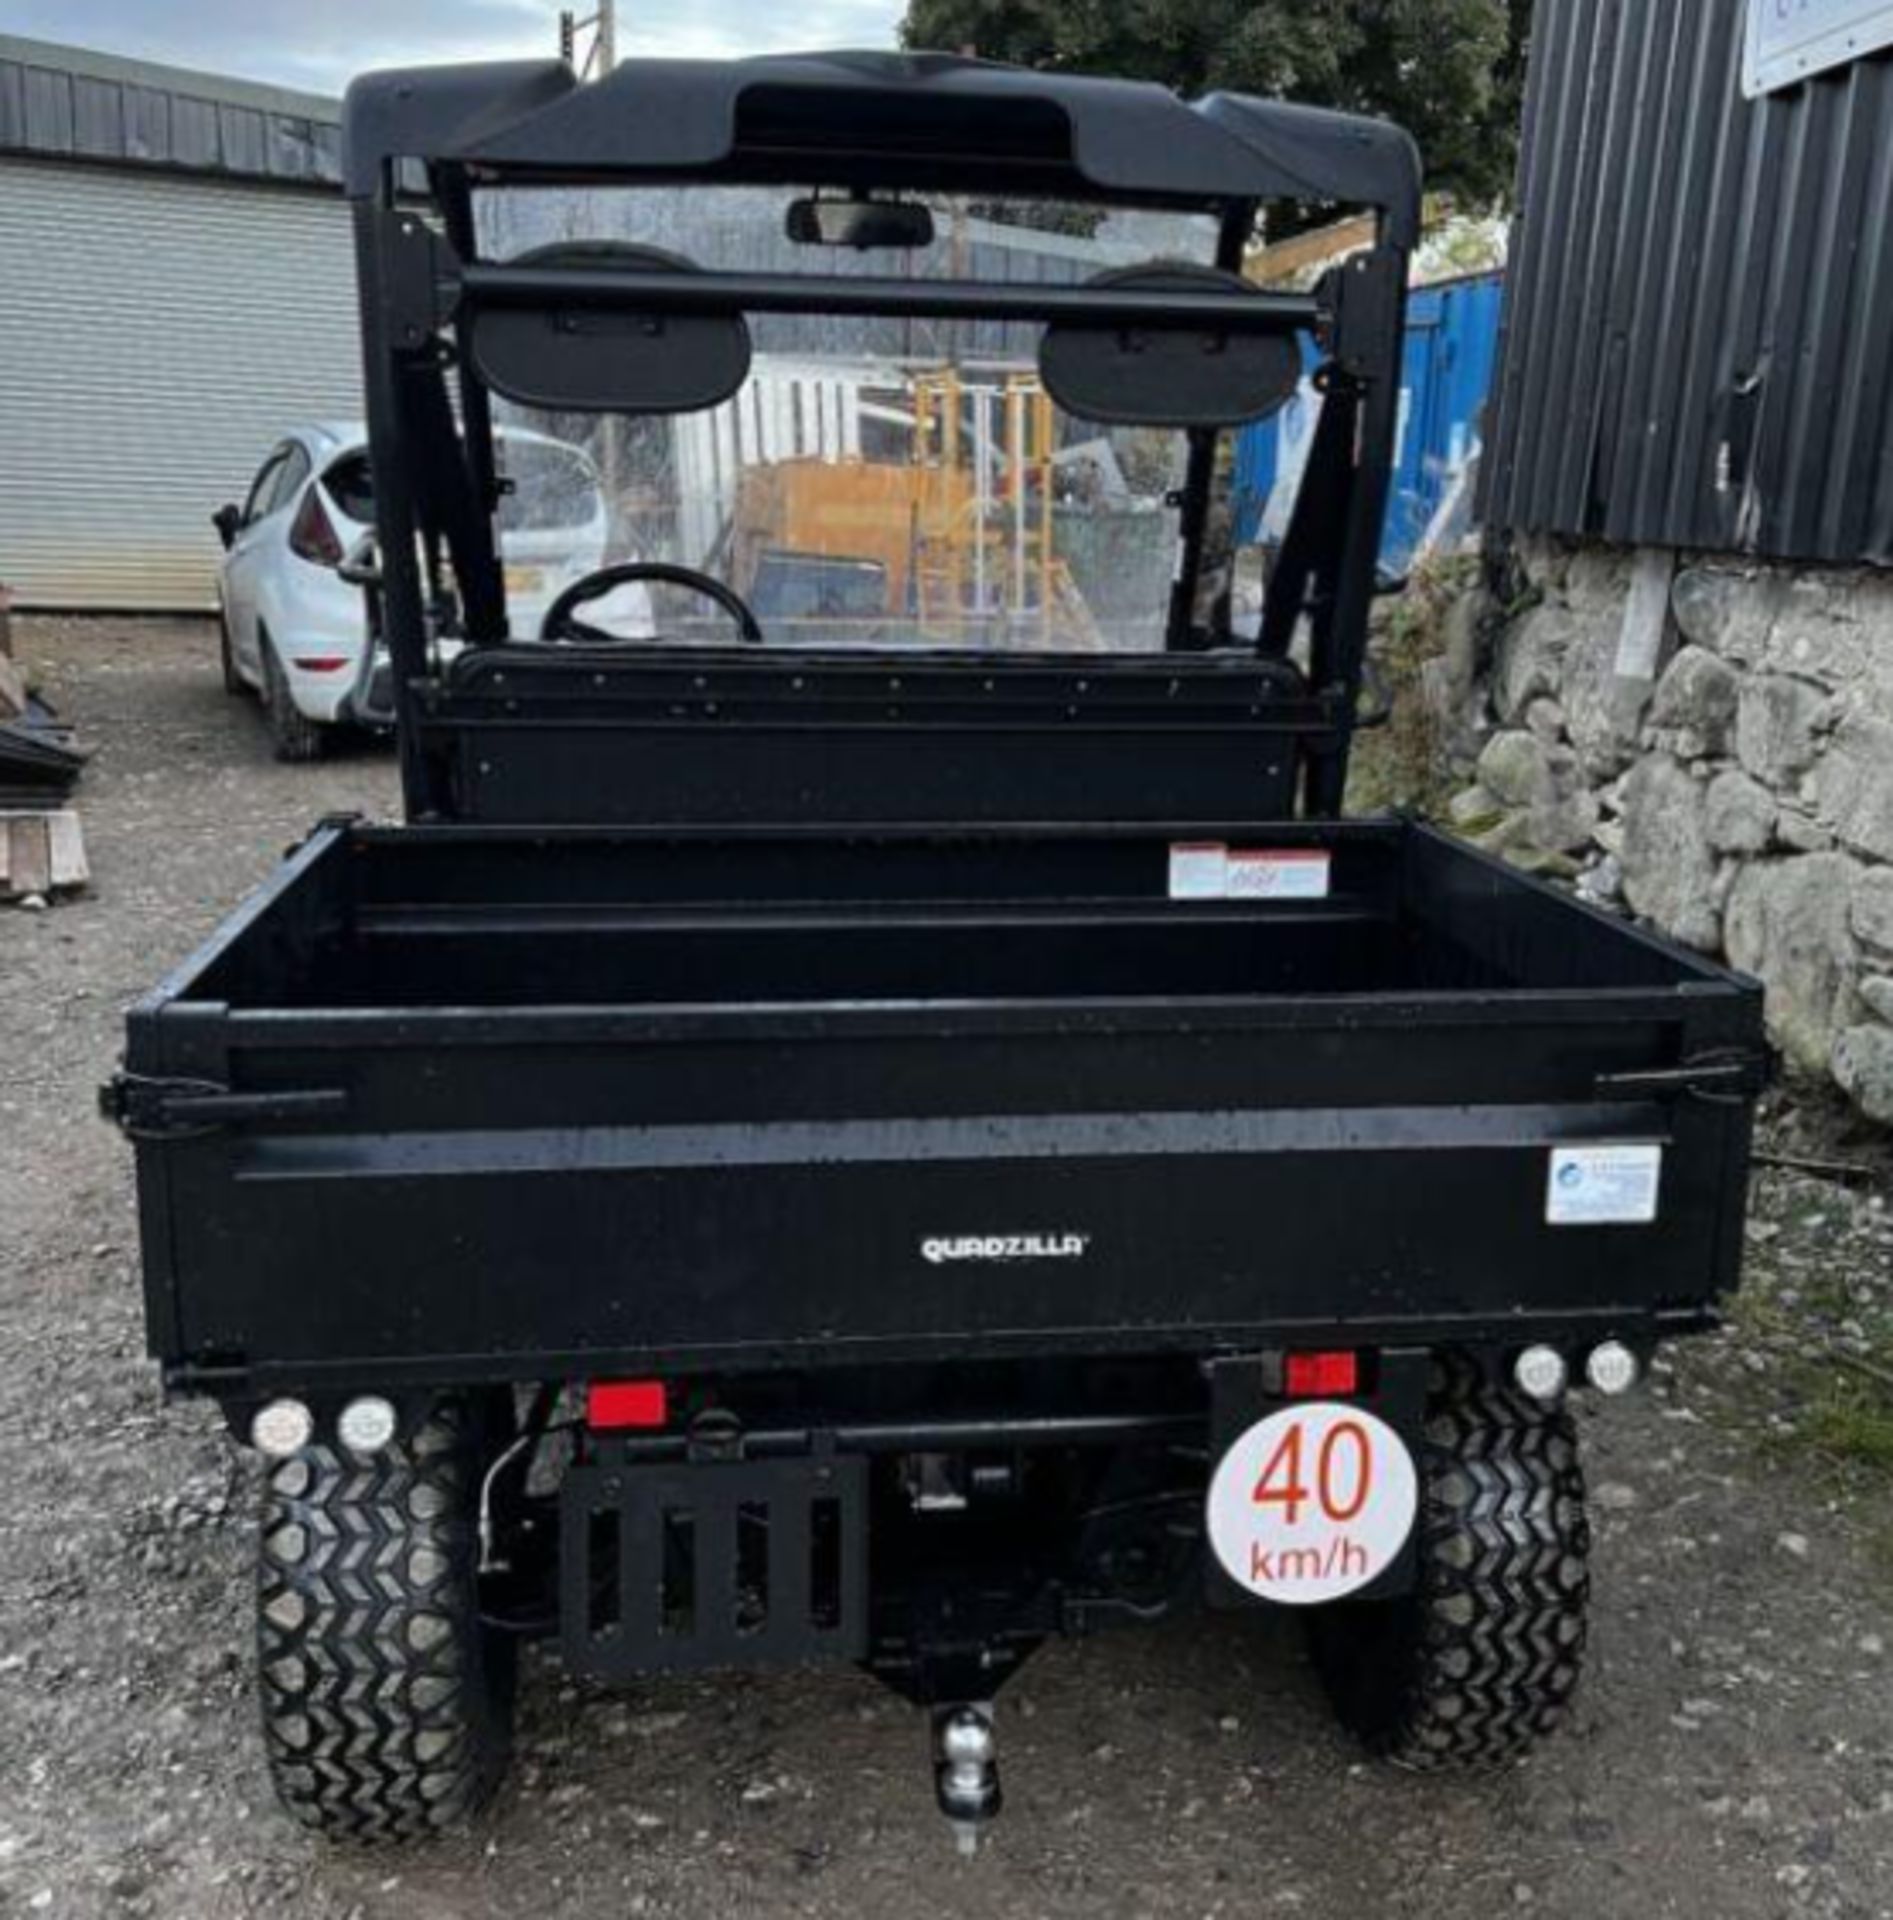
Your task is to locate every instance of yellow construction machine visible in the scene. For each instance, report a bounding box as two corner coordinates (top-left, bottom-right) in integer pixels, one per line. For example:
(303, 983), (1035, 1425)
(727, 368), (1102, 647)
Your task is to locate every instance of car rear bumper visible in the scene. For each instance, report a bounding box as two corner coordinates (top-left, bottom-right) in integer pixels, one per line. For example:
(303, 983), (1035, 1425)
(269, 571), (368, 722)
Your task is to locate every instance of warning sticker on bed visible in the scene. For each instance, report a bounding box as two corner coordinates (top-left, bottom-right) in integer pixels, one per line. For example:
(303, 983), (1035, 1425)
(1546, 1144), (1663, 1226)
(1168, 843), (1331, 901)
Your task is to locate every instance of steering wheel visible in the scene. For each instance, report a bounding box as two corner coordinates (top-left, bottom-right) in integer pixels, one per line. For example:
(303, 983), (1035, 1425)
(539, 562), (763, 644)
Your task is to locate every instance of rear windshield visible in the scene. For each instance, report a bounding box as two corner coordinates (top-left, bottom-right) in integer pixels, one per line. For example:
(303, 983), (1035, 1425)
(471, 185), (1237, 653)
(322, 438), (603, 534)
(495, 438), (603, 532)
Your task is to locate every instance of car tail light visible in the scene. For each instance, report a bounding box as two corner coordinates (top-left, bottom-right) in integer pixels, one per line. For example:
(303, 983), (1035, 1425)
(587, 1379), (669, 1430)
(288, 655), (349, 673)
(288, 486), (344, 567)
(1284, 1350), (1359, 1397)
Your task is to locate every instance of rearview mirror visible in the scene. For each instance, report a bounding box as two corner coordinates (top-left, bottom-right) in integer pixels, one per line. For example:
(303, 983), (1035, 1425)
(212, 503), (241, 549)
(786, 196), (935, 251)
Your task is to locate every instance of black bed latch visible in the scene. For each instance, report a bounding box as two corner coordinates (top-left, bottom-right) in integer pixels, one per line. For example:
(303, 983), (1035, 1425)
(1593, 1049), (1774, 1104)
(99, 1072), (349, 1140)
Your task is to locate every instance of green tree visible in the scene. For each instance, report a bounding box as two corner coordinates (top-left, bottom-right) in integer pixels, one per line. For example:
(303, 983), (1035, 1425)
(900, 0), (1528, 215)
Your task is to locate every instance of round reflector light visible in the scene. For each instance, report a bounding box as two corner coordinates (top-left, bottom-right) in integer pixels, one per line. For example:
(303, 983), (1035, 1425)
(1513, 1345), (1568, 1402)
(1584, 1341), (1639, 1396)
(337, 1395), (399, 1455)
(250, 1398), (314, 1459)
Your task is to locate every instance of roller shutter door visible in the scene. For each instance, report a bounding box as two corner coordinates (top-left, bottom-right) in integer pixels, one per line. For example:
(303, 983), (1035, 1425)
(0, 158), (361, 609)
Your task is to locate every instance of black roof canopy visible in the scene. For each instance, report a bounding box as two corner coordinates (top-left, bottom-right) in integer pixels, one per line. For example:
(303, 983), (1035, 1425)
(343, 50), (1420, 242)
(345, 50), (1417, 827)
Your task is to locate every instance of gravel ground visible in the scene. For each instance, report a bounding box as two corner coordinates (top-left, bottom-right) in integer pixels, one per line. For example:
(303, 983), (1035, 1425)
(3, 617), (1891, 1920)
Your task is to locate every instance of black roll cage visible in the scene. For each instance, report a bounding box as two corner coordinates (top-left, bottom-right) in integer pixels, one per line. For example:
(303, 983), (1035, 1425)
(343, 52), (1418, 824)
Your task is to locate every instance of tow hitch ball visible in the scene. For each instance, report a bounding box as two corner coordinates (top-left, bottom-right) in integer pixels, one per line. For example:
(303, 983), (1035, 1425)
(933, 1706), (1001, 1854)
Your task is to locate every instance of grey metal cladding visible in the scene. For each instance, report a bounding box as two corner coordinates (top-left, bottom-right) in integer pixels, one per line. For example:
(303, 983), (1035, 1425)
(124, 84), (171, 161)
(0, 36), (342, 188)
(0, 62), (22, 147)
(169, 93), (222, 169)
(1482, 0), (1893, 566)
(21, 63), (72, 149)
(308, 121), (342, 178)
(71, 74), (123, 157)
(217, 102), (267, 175)
(271, 114), (326, 180)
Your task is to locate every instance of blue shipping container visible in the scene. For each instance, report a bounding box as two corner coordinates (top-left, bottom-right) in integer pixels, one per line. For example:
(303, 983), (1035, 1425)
(1233, 270), (1505, 575)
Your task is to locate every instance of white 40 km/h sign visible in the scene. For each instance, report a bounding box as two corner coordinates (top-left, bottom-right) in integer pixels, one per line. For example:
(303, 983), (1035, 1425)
(1206, 1403), (1419, 1606)
(1746, 0), (1893, 95)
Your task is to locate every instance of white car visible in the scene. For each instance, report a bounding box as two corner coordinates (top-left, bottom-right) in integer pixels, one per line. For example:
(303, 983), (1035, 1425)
(213, 422), (628, 760)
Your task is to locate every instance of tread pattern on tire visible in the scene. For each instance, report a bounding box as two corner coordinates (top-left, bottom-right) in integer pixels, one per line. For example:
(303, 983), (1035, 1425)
(1311, 1355), (1591, 1771)
(256, 1402), (514, 1840)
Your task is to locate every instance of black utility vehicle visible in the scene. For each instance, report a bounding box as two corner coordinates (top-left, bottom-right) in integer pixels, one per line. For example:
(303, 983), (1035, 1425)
(108, 52), (1767, 1846)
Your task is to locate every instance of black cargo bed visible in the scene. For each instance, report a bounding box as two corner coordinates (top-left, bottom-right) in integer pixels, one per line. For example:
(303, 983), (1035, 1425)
(121, 817), (1764, 1395)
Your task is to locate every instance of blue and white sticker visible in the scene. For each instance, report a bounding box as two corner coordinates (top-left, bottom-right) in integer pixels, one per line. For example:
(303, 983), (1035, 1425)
(1547, 1144), (1663, 1226)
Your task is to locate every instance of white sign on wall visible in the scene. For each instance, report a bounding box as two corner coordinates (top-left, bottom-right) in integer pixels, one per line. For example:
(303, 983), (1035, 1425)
(1745, 0), (1893, 96)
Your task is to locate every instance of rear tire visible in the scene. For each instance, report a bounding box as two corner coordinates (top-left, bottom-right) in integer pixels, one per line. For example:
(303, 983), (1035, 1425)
(260, 629), (327, 763)
(256, 1400), (516, 1840)
(1306, 1357), (1590, 1770)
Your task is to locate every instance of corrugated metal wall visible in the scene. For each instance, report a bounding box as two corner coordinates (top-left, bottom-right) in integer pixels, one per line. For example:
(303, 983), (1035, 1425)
(1482, 0), (1893, 565)
(0, 159), (361, 608)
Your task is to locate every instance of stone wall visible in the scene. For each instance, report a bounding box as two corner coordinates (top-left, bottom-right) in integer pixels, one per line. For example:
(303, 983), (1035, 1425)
(1433, 541), (1893, 1123)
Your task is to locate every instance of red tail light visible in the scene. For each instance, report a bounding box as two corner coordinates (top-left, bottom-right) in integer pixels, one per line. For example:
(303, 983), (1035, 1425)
(288, 486), (344, 567)
(1284, 1351), (1360, 1397)
(586, 1380), (669, 1430)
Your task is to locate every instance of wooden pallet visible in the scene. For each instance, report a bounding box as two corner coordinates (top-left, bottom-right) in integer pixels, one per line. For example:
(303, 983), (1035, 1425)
(0, 809), (88, 902)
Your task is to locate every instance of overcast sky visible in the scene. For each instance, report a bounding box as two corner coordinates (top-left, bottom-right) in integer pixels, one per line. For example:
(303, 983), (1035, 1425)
(3, 0), (908, 95)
